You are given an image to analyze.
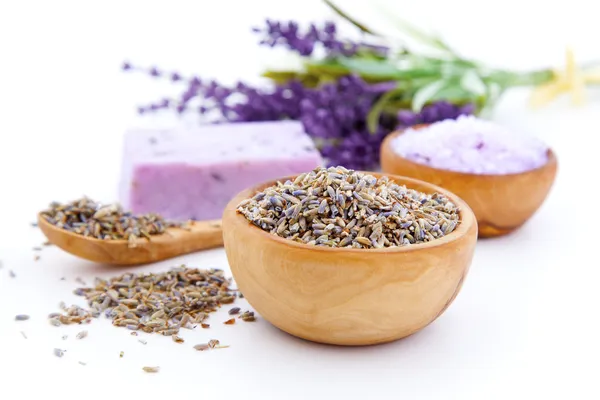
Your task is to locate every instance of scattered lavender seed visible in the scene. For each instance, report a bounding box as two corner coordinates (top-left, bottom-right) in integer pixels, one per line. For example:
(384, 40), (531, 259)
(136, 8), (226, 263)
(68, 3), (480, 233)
(62, 335), (68, 340)
(20, 331), (27, 339)
(138, 339), (147, 345)
(224, 318), (236, 325)
(142, 366), (159, 373)
(9, 270), (15, 278)
(75, 277), (86, 285)
(54, 348), (65, 358)
(48, 266), (237, 342)
(15, 315), (30, 321)
(76, 331), (88, 340)
(201, 323), (210, 329)
(239, 311), (256, 322)
(32, 246), (42, 251)
(193, 343), (210, 351)
(79, 361), (87, 366)
(228, 307), (241, 315)
(172, 335), (184, 343)
(119, 351), (124, 358)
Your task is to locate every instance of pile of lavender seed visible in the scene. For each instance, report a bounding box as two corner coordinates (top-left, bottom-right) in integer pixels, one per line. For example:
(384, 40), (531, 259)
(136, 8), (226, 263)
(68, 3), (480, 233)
(237, 166), (460, 248)
(40, 197), (190, 247)
(48, 266), (255, 339)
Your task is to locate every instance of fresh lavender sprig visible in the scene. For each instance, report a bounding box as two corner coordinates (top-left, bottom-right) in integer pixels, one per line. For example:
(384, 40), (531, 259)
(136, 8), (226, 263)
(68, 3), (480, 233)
(123, 63), (472, 170)
(253, 19), (388, 58)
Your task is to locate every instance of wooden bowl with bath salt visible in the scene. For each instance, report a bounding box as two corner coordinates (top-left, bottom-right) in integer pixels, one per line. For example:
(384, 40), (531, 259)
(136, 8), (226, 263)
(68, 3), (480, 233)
(222, 172), (478, 346)
(380, 127), (558, 238)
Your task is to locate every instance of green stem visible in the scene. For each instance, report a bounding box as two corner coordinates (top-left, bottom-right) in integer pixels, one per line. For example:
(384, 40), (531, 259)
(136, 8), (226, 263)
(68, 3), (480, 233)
(490, 69), (555, 88)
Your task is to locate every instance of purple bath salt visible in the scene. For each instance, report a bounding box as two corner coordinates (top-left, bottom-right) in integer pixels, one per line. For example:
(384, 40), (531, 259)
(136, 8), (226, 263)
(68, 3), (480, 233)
(390, 116), (549, 174)
(118, 121), (323, 221)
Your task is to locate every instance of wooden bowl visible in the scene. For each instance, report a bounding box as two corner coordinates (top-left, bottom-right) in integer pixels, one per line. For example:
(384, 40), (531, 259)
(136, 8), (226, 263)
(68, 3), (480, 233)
(222, 173), (478, 346)
(380, 128), (558, 238)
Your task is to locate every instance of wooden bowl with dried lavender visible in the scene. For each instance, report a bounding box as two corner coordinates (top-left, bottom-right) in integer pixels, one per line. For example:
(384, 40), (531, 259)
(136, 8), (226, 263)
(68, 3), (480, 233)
(37, 198), (223, 265)
(222, 166), (478, 346)
(381, 116), (558, 238)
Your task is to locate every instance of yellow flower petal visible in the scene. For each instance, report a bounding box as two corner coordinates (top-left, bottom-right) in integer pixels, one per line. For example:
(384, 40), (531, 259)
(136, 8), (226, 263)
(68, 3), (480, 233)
(570, 68), (586, 106)
(530, 47), (591, 108)
(529, 78), (568, 108)
(564, 47), (577, 82)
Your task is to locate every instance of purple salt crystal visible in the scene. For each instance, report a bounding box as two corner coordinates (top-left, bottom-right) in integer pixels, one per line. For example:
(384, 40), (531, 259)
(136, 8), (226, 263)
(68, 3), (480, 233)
(390, 115), (549, 175)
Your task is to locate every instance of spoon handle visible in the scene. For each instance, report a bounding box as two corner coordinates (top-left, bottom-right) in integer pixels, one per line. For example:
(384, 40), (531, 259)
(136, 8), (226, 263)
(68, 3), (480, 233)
(167, 219), (224, 254)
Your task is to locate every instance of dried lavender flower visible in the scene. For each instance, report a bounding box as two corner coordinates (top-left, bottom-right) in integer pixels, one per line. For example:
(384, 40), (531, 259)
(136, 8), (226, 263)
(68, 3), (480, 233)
(237, 166), (460, 248)
(39, 197), (190, 245)
(47, 265), (239, 342)
(76, 331), (88, 340)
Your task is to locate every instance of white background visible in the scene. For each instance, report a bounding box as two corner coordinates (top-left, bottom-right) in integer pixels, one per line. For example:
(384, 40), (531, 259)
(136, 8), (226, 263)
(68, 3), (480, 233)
(0, 1), (599, 399)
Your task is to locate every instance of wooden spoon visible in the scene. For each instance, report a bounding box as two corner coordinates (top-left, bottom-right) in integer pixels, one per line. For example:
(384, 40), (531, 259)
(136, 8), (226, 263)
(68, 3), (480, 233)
(37, 213), (224, 265)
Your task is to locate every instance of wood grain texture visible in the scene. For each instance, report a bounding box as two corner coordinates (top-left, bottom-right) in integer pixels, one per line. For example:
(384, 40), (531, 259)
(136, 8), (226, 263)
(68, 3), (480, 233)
(380, 128), (558, 238)
(37, 214), (223, 265)
(222, 173), (478, 346)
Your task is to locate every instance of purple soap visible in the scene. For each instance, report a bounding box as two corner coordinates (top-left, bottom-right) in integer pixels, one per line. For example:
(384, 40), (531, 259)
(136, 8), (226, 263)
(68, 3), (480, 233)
(118, 121), (323, 220)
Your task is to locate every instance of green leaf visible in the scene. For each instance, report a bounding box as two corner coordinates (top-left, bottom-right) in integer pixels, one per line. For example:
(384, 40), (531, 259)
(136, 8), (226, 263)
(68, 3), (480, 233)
(411, 79), (449, 111)
(460, 70), (487, 96)
(366, 84), (404, 134)
(323, 0), (379, 35)
(336, 58), (402, 78)
(337, 58), (445, 81)
(304, 60), (352, 77)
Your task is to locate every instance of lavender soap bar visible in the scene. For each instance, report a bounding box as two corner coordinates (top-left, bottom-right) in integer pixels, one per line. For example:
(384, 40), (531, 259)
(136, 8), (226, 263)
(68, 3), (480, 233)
(118, 121), (323, 221)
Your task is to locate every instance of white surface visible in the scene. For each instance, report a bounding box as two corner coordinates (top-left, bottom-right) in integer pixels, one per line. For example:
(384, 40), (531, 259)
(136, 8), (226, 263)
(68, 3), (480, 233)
(1, 1), (599, 399)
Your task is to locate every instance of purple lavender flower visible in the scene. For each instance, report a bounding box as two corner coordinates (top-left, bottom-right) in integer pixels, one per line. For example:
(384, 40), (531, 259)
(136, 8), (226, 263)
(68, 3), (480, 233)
(396, 101), (474, 129)
(123, 62), (470, 170)
(253, 19), (387, 58)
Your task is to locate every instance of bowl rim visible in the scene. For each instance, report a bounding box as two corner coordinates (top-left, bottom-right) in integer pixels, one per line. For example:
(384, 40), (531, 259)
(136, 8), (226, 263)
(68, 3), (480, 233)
(381, 126), (558, 179)
(224, 171), (477, 254)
